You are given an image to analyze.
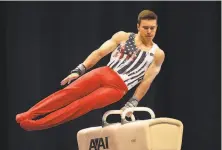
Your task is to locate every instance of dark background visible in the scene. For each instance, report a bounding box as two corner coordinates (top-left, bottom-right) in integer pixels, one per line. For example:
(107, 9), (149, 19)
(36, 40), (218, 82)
(2, 1), (220, 150)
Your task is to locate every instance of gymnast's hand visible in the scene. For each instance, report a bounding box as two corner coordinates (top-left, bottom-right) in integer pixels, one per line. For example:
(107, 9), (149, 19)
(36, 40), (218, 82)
(121, 106), (133, 118)
(60, 73), (79, 86)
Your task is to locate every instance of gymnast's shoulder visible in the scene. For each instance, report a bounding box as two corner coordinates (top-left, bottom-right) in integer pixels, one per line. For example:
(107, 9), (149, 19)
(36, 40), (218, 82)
(111, 31), (131, 43)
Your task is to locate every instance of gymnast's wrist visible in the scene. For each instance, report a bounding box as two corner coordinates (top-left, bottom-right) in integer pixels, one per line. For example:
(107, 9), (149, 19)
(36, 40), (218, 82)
(70, 63), (87, 76)
(124, 96), (139, 108)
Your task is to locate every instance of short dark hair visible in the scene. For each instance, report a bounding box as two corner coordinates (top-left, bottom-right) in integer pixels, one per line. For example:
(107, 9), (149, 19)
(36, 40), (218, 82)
(137, 10), (158, 24)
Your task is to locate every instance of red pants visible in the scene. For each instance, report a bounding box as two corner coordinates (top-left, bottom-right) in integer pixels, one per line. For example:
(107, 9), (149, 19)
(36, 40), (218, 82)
(16, 66), (128, 131)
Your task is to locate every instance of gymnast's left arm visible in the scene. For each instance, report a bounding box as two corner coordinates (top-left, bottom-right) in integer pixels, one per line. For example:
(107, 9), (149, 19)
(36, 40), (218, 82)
(121, 49), (165, 111)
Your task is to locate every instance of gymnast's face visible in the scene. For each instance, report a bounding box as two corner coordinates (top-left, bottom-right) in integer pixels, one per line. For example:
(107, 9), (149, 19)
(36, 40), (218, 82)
(137, 19), (158, 41)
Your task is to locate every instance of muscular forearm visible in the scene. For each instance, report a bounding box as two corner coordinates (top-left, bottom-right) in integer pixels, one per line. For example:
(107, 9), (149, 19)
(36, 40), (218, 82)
(82, 50), (103, 70)
(121, 82), (151, 111)
(134, 68), (160, 101)
(122, 81), (150, 110)
(133, 81), (152, 101)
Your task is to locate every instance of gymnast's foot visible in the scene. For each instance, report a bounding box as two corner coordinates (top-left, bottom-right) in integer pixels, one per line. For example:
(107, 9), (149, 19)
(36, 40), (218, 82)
(20, 119), (53, 131)
(20, 119), (38, 131)
(16, 112), (32, 123)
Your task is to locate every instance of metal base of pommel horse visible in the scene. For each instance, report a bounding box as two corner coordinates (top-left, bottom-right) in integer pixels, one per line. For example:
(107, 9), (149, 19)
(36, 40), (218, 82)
(77, 107), (184, 150)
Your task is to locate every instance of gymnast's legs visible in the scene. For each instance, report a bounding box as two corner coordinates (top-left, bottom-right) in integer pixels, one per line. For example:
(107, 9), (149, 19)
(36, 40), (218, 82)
(16, 66), (128, 131)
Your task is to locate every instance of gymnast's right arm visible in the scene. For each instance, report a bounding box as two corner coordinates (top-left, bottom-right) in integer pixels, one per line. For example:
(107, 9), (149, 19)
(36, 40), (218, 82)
(60, 31), (128, 86)
(82, 31), (127, 70)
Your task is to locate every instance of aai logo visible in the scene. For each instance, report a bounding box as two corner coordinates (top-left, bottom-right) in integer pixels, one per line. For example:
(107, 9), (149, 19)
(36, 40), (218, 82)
(89, 136), (109, 150)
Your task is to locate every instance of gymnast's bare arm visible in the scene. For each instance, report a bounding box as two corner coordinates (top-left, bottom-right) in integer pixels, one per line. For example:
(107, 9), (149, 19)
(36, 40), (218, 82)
(82, 31), (130, 70)
(61, 31), (130, 86)
(133, 48), (165, 101)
